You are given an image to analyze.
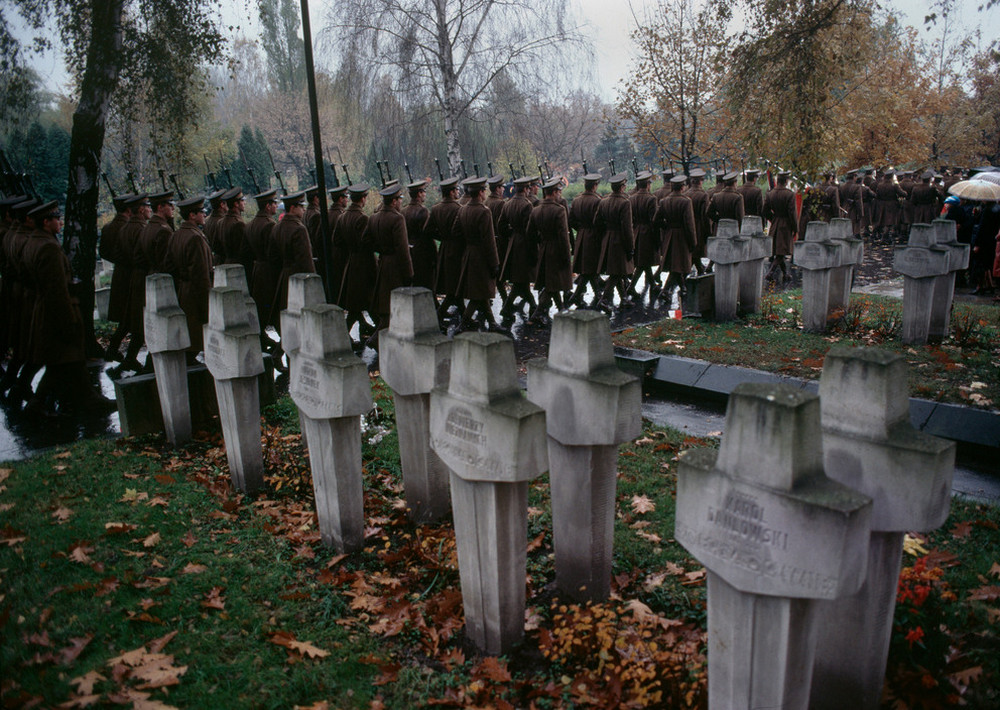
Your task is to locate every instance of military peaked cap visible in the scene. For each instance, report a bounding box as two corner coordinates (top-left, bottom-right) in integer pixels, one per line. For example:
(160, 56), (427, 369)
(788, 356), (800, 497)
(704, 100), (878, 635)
(208, 189), (227, 204)
(487, 175), (505, 187)
(304, 185), (319, 198)
(253, 189), (278, 207)
(583, 173), (602, 182)
(221, 187), (243, 202)
(28, 200), (61, 220)
(745, 169), (760, 178)
(12, 199), (39, 219)
(635, 170), (653, 182)
(329, 185), (349, 197)
(670, 174), (689, 185)
(439, 177), (460, 190)
(178, 195), (207, 213)
(688, 169), (706, 178)
(609, 173), (628, 186)
(150, 190), (175, 206)
(379, 183), (403, 198)
(722, 171), (739, 182)
(348, 183), (371, 197)
(282, 191), (307, 208)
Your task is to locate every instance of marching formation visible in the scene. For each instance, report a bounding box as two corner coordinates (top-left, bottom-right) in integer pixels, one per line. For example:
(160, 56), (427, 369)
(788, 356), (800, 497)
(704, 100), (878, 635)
(2, 160), (997, 418)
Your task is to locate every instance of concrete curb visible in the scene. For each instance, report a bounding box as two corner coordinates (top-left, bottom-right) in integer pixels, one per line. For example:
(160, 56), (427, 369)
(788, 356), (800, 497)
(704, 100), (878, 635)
(614, 348), (1000, 450)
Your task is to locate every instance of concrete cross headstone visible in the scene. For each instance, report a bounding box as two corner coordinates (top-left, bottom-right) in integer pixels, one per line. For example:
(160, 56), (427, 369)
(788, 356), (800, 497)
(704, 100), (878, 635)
(793, 221), (845, 332)
(430, 333), (547, 654)
(213, 264), (260, 335)
(289, 304), (373, 553)
(203, 286), (265, 493)
(893, 224), (951, 344)
(674, 383), (872, 710)
(810, 347), (955, 710)
(527, 311), (640, 601)
(827, 218), (863, 312)
(928, 218), (970, 340)
(737, 216), (770, 314)
(705, 218), (749, 321)
(280, 273), (327, 444)
(380, 287), (453, 523)
(143, 274), (192, 446)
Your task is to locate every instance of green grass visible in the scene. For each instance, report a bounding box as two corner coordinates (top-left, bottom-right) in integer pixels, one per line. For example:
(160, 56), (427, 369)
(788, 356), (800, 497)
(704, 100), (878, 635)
(2, 379), (998, 708)
(615, 290), (1000, 410)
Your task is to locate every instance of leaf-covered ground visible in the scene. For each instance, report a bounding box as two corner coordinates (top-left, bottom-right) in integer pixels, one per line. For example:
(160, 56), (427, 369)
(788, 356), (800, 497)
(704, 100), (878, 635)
(2, 379), (998, 709)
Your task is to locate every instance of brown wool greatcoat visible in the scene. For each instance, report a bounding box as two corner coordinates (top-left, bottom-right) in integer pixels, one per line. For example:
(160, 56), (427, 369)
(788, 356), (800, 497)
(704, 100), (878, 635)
(128, 214), (173, 334)
(21, 228), (84, 366)
(99, 212), (131, 323)
(527, 199), (572, 291)
(247, 212), (280, 329)
(403, 202), (434, 290)
(874, 180), (906, 228)
(221, 213), (252, 284)
(485, 193), (506, 265)
(305, 204), (322, 270)
(899, 175), (916, 224)
(325, 204), (346, 296)
(498, 193), (536, 283)
(455, 202), (499, 300)
(763, 186), (798, 256)
(569, 191), (602, 275)
(687, 185), (711, 260)
(333, 204), (373, 312)
(708, 187), (745, 231)
(822, 183), (842, 222)
(910, 183), (942, 224)
(204, 211), (225, 265)
(595, 192), (634, 276)
(369, 206), (413, 316)
(737, 183), (764, 217)
(429, 198), (463, 295)
(164, 220), (212, 352)
(654, 193), (697, 274)
(270, 212), (316, 316)
(630, 190), (660, 270)
(7, 223), (34, 360)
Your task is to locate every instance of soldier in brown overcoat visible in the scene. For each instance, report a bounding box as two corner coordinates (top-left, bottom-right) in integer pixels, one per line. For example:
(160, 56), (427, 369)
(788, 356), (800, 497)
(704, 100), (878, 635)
(124, 191), (174, 371)
(99, 194), (134, 362)
(497, 176), (538, 320)
(485, 175), (506, 301)
(737, 169), (764, 218)
(21, 202), (114, 416)
(763, 171), (798, 283)
(820, 172), (841, 222)
(569, 173), (604, 307)
(304, 186), (322, 272)
(899, 170), (916, 238)
(325, 185), (349, 297)
(594, 173), (634, 311)
(687, 169), (711, 276)
(628, 170), (660, 302)
(861, 168), (877, 236)
(204, 189), (227, 266)
(0, 198), (39, 402)
(873, 169), (906, 240)
(246, 190), (280, 350)
(653, 175), (697, 303)
(454, 177), (502, 332)
(369, 183), (413, 346)
(911, 171), (942, 224)
(403, 180), (434, 293)
(429, 177), (464, 321)
(220, 187), (252, 285)
(708, 171), (746, 231)
(164, 195), (213, 360)
(333, 184), (376, 338)
(527, 177), (573, 323)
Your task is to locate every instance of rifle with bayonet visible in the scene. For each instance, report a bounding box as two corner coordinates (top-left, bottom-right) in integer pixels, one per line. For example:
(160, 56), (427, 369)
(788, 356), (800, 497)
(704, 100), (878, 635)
(101, 172), (117, 199)
(204, 155), (218, 191)
(375, 159), (386, 188)
(581, 149), (589, 176)
(237, 145), (261, 194)
(472, 147), (480, 178)
(632, 155), (640, 179)
(267, 147), (287, 195)
(609, 158), (617, 175)
(127, 171), (139, 194)
(383, 150), (393, 183)
(434, 158), (444, 182)
(404, 160), (413, 184)
(219, 150), (233, 189)
(341, 164), (353, 186)
(509, 162), (517, 180)
(544, 159), (551, 181)
(169, 172), (186, 200)
(460, 160), (468, 180)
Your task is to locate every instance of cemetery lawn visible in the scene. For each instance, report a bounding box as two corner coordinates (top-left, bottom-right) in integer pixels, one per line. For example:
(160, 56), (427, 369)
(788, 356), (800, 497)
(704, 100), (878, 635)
(613, 291), (1000, 411)
(1, 378), (997, 708)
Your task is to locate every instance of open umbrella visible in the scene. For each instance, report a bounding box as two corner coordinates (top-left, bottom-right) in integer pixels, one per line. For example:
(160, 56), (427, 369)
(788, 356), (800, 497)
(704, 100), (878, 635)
(973, 172), (1000, 186)
(947, 179), (1000, 202)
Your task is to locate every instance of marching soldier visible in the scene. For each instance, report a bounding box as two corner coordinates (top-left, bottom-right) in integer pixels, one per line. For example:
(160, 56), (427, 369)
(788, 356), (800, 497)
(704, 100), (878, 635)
(485, 174), (506, 301)
(0, 198), (40, 403)
(687, 169), (711, 276)
(568, 172), (604, 307)
(369, 182), (412, 347)
(628, 170), (659, 302)
(403, 179), (434, 292)
(429, 176), (464, 322)
(99, 194), (135, 362)
(333, 183), (376, 341)
(873, 169), (906, 240)
(164, 195), (212, 363)
(454, 176), (502, 332)
(124, 191), (173, 371)
(594, 173), (634, 311)
(247, 189), (281, 352)
(763, 171), (798, 284)
(326, 184), (350, 296)
(911, 170), (942, 224)
(653, 174), (697, 303)
(527, 176), (573, 323)
(204, 188), (228, 265)
(737, 169), (764, 218)
(0, 195), (27, 378)
(304, 185), (322, 268)
(861, 168), (877, 236)
(220, 187), (252, 284)
(654, 167), (674, 202)
(899, 170), (916, 237)
(708, 171), (745, 231)
(821, 171), (841, 222)
(271, 191), (316, 317)
(497, 175), (538, 320)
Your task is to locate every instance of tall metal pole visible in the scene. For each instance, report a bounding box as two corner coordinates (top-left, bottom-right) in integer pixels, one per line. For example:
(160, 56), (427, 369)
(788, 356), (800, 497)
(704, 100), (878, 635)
(300, 0), (334, 299)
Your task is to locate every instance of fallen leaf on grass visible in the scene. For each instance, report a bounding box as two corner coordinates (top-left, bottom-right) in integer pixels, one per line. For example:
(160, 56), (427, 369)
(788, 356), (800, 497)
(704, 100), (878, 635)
(268, 631), (330, 659)
(0, 467), (13, 483)
(58, 694), (101, 708)
(52, 506), (74, 523)
(70, 671), (106, 696)
(968, 585), (1000, 601)
(952, 521), (973, 538)
(630, 495), (655, 515)
(153, 474), (176, 485)
(120, 489), (149, 503)
(181, 563), (207, 575)
(472, 656), (511, 683)
(95, 577), (120, 597)
(200, 587), (226, 610)
(1, 525), (26, 546)
(68, 542), (95, 564)
(990, 562), (1000, 579)
(180, 531), (197, 548)
(104, 522), (137, 535)
(58, 635), (94, 665)
(683, 569), (707, 586)
(147, 631), (178, 653)
(133, 577), (171, 590)
(147, 496), (170, 508)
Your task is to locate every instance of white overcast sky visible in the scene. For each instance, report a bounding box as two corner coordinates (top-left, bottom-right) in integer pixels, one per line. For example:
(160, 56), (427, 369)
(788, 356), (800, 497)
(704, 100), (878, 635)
(16, 0), (999, 104)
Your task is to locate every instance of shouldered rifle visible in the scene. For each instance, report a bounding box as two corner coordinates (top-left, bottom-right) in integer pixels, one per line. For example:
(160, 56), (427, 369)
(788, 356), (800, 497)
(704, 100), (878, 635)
(266, 147), (286, 194)
(544, 159), (551, 180)
(487, 161), (494, 178)
(219, 150), (233, 188)
(127, 171), (139, 193)
(520, 163), (527, 178)
(375, 160), (386, 188)
(342, 164), (353, 186)
(204, 155), (218, 191)
(152, 146), (168, 191)
(434, 158), (444, 182)
(169, 173), (186, 200)
(102, 172), (117, 199)
(472, 146), (479, 177)
(25, 174), (41, 201)
(509, 162), (517, 179)
(309, 167), (317, 186)
(609, 158), (616, 175)
(238, 146), (261, 193)
(460, 160), (468, 180)
(383, 152), (393, 182)
(537, 162), (544, 180)
(582, 150), (589, 176)
(330, 163), (340, 188)
(631, 155), (639, 178)
(404, 161), (413, 184)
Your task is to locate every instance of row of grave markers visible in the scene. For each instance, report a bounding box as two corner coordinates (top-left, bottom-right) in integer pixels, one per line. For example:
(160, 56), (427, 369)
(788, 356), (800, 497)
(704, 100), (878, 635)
(143, 273), (955, 709)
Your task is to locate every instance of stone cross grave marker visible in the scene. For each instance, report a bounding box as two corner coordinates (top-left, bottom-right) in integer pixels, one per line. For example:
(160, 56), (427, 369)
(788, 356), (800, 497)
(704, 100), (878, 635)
(675, 383), (872, 710)
(705, 218), (749, 321)
(380, 287), (453, 523)
(213, 264), (260, 335)
(737, 216), (770, 314)
(928, 218), (969, 340)
(827, 218), (864, 312)
(809, 347), (955, 710)
(143, 274), (192, 446)
(430, 332), (547, 654)
(793, 221), (845, 332)
(527, 311), (640, 601)
(204, 286), (265, 493)
(289, 304), (373, 553)
(893, 224), (951, 344)
(280, 273), (326, 444)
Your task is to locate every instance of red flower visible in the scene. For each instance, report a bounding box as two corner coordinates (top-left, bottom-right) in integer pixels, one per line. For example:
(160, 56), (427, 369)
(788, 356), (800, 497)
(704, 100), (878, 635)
(905, 627), (925, 647)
